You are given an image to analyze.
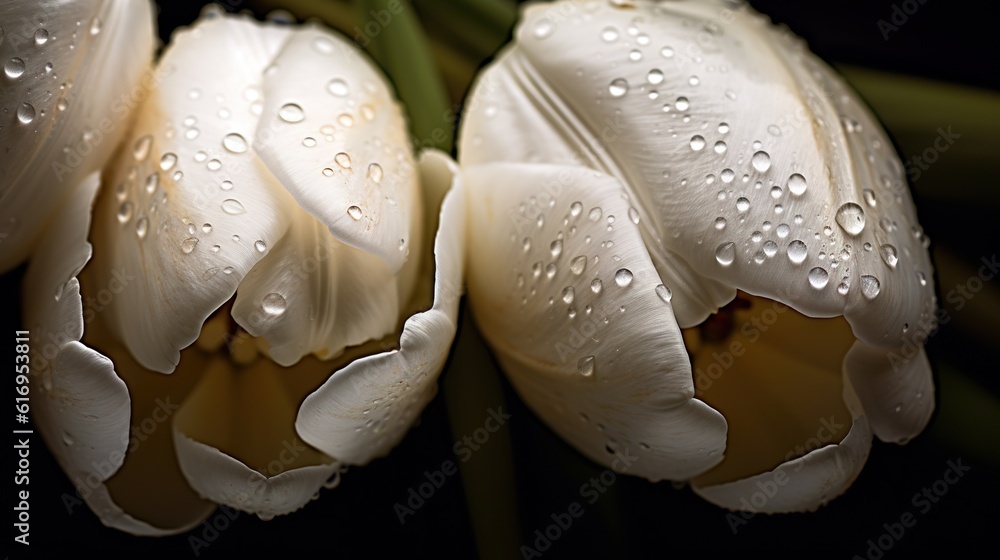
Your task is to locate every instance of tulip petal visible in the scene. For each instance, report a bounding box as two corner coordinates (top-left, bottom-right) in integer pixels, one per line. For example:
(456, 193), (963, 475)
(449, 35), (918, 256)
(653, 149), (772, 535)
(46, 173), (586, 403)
(173, 359), (337, 518)
(24, 172), (211, 535)
(463, 162), (727, 480)
(0, 0), (154, 272)
(693, 413), (871, 513)
(254, 26), (420, 274)
(462, 0), (937, 349)
(844, 341), (935, 443)
(229, 205), (406, 367)
(89, 15), (300, 373)
(295, 152), (465, 465)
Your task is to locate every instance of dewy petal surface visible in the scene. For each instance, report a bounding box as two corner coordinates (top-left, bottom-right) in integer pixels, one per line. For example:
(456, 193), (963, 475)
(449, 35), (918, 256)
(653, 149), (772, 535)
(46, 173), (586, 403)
(460, 0), (937, 452)
(92, 14), (412, 372)
(0, 0), (155, 272)
(464, 162), (727, 480)
(296, 152), (465, 465)
(25, 172), (211, 535)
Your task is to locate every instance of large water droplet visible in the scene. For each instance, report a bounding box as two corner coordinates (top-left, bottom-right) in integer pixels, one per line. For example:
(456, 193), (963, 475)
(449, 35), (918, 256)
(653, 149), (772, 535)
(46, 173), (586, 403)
(655, 284), (672, 303)
(588, 207), (602, 222)
(327, 78), (349, 97)
(787, 240), (808, 264)
(347, 205), (363, 220)
(570, 256), (587, 275)
(647, 69), (664, 85)
(16, 102), (35, 124)
(561, 286), (575, 304)
(335, 152), (352, 169)
(144, 173), (159, 194)
(5, 57), (25, 78)
(763, 240), (778, 257)
(117, 202), (133, 224)
(880, 244), (898, 268)
(223, 132), (248, 153)
(675, 97), (690, 111)
(690, 135), (706, 151)
(262, 293), (287, 315)
(254, 239), (267, 252)
(808, 267), (829, 289)
(367, 163), (383, 183)
(159, 152), (177, 171)
(135, 217), (149, 239)
(787, 173), (807, 196)
(577, 356), (595, 377)
(279, 103), (304, 123)
(860, 275), (881, 299)
(835, 202), (866, 235)
(550, 239), (563, 258)
(180, 237), (199, 254)
(34, 28), (49, 45)
(222, 199), (247, 215)
(614, 268), (633, 287)
(736, 197), (750, 213)
(752, 151), (771, 172)
(591, 278), (603, 294)
(601, 26), (619, 42)
(715, 242), (735, 266)
(608, 78), (629, 97)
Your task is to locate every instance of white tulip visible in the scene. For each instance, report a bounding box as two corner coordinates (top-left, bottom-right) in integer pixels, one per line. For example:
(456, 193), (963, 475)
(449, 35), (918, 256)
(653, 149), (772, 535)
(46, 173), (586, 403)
(1, 0), (155, 272)
(19, 8), (464, 534)
(459, 0), (937, 512)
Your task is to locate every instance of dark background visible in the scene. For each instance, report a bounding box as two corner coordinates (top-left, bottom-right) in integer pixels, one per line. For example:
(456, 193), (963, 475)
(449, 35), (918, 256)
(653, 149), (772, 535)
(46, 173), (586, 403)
(7, 0), (998, 558)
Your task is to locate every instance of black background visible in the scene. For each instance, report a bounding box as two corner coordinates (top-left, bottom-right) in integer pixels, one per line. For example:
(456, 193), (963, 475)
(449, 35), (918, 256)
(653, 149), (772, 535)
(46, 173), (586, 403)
(7, 0), (999, 558)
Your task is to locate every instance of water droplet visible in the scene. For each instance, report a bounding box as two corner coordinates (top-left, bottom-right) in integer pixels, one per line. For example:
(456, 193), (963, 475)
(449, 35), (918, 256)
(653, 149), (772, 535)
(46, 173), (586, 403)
(144, 173), (159, 194)
(714, 217), (727, 230)
(690, 135), (706, 151)
(787, 173), (807, 196)
(590, 278), (603, 294)
(715, 242), (735, 266)
(675, 97), (690, 111)
(545, 263), (557, 279)
(628, 49), (642, 62)
(522, 238), (532, 253)
(721, 169), (735, 183)
(736, 197), (750, 213)
(254, 239), (267, 252)
(338, 113), (354, 127)
(89, 16), (102, 35)
(770, 185), (783, 199)
(135, 217), (149, 239)
(561, 286), (575, 304)
(220, 180), (234, 191)
(660, 46), (674, 58)
(33, 28), (49, 45)
(313, 36), (334, 54)
(628, 207), (640, 224)
(180, 237), (199, 254)
(752, 151), (771, 172)
(614, 268), (633, 287)
(601, 26), (619, 42)
(302, 137), (317, 147)
(367, 163), (383, 183)
(159, 152), (177, 171)
(835, 202), (866, 235)
(860, 275), (881, 299)
(16, 102), (35, 124)
(647, 69), (664, 85)
(570, 256), (587, 275)
(763, 240), (778, 257)
(279, 103), (304, 123)
(880, 244), (898, 268)
(202, 267), (220, 280)
(609, 78), (629, 97)
(533, 17), (554, 38)
(335, 152), (352, 169)
(550, 239), (563, 258)
(207, 159), (222, 171)
(327, 78), (349, 97)
(714, 141), (727, 154)
(63, 432), (73, 446)
(222, 199), (246, 215)
(863, 189), (877, 207)
(688, 75), (700, 86)
(185, 127), (200, 140)
(223, 132), (248, 153)
(262, 293), (287, 315)
(117, 202), (133, 224)
(916, 271), (927, 286)
(655, 284), (672, 303)
(347, 205), (363, 220)
(787, 240), (808, 264)
(577, 356), (595, 377)
(588, 207), (602, 221)
(808, 267), (829, 289)
(5, 57), (25, 78)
